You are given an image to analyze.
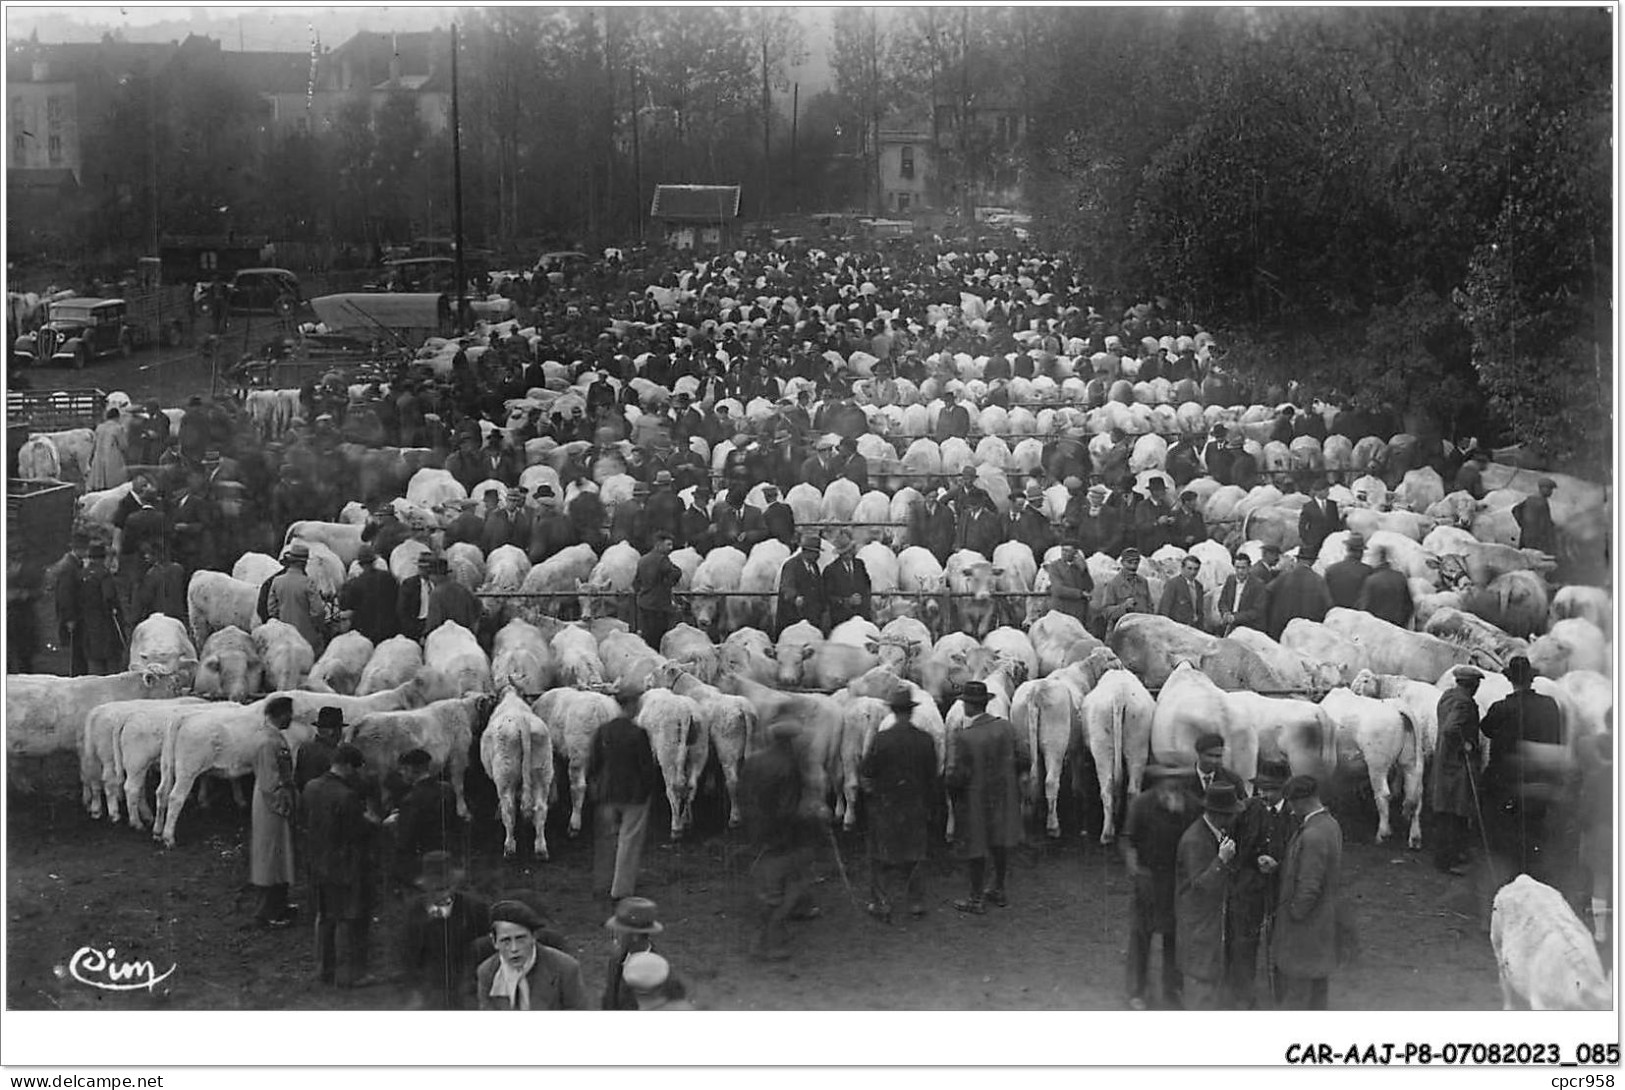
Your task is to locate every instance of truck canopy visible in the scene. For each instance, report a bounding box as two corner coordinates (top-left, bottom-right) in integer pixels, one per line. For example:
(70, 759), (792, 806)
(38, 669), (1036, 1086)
(310, 293), (450, 336)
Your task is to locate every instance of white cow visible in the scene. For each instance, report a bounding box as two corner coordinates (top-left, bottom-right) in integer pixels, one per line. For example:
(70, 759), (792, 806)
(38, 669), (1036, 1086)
(125, 613), (199, 689)
(1491, 875), (1610, 1010)
(1081, 668), (1156, 844)
(424, 620), (493, 694)
(481, 689), (555, 859)
(356, 635), (424, 695)
(252, 620), (316, 692)
(1319, 687), (1424, 847)
(635, 688), (707, 840)
(304, 631), (374, 695)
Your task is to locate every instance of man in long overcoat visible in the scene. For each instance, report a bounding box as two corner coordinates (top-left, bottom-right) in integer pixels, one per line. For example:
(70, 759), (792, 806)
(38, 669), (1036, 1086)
(912, 490), (957, 564)
(859, 692), (940, 922)
(1226, 760), (1295, 1009)
(300, 743), (379, 986)
(251, 695), (300, 927)
(946, 681), (1029, 914)
(1432, 666), (1484, 874)
(267, 542), (328, 656)
(1175, 783), (1243, 1009)
(1122, 766), (1194, 1009)
(1263, 549), (1333, 640)
(75, 544), (125, 675)
(1271, 775), (1344, 1010)
(1045, 544), (1094, 627)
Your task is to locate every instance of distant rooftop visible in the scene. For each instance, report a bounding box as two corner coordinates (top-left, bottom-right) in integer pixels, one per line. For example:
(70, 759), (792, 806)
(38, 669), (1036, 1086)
(650, 185), (742, 222)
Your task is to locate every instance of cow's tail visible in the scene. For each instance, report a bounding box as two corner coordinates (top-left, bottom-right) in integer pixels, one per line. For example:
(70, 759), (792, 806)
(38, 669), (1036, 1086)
(518, 711), (535, 816)
(1108, 691), (1126, 800)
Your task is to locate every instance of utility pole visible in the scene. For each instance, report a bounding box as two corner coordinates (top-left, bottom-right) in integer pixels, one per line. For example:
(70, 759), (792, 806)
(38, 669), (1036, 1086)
(790, 82), (799, 214)
(451, 21), (467, 333)
(631, 61), (643, 242)
(760, 27), (772, 219)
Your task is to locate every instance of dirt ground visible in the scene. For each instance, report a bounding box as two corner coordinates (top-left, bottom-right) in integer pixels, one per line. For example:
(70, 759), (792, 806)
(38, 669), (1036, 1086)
(6, 757), (1502, 1012)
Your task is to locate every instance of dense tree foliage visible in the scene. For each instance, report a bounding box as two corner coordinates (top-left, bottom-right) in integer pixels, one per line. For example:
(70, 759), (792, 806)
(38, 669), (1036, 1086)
(1025, 7), (1611, 475)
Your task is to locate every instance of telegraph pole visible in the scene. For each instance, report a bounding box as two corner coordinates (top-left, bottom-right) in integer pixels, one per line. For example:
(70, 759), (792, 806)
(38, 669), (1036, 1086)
(450, 21), (467, 333)
(631, 61), (643, 241)
(790, 82), (799, 214)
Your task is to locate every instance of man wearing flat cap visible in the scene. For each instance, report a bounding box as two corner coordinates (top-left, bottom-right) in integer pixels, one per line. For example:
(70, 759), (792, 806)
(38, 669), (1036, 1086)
(475, 899), (589, 1010)
(251, 695), (300, 928)
(1097, 547), (1152, 635)
(1272, 775), (1344, 1010)
(1175, 782), (1244, 1009)
(1227, 759), (1296, 1008)
(1479, 655), (1566, 883)
(946, 681), (1029, 914)
(1432, 666), (1484, 875)
(859, 691), (940, 923)
(300, 742), (380, 987)
(777, 534), (827, 636)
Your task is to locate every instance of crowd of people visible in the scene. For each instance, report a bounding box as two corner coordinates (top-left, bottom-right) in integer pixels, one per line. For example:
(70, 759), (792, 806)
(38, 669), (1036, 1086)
(8, 235), (1607, 1011)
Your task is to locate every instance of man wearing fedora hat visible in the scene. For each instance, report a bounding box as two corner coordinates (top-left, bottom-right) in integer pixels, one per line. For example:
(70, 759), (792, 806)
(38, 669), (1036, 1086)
(399, 851), (490, 1010)
(946, 680), (1029, 914)
(295, 706), (346, 791)
(1227, 758), (1296, 1008)
(822, 530), (871, 629)
(859, 690), (940, 923)
(1122, 765), (1196, 1009)
(1479, 654), (1566, 884)
(777, 533), (827, 636)
(266, 542), (328, 655)
(300, 742), (380, 987)
(601, 898), (665, 1010)
(475, 899), (589, 1010)
(395, 551), (438, 642)
(1323, 534), (1372, 610)
(425, 555), (481, 634)
(1175, 781), (1244, 1009)
(1272, 775), (1344, 1010)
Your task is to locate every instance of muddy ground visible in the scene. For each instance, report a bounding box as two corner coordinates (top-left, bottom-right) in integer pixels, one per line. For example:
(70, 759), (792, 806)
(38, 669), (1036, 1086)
(7, 757), (1501, 1012)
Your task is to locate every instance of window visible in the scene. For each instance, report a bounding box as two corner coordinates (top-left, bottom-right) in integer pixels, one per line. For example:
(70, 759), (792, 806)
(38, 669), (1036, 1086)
(13, 132), (25, 157)
(47, 134), (61, 162)
(896, 192), (911, 213)
(46, 95), (61, 125)
(900, 144), (914, 180)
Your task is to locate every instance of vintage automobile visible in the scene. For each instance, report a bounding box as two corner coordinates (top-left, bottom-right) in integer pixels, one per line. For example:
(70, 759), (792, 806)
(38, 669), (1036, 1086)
(12, 298), (134, 369)
(196, 267), (308, 318)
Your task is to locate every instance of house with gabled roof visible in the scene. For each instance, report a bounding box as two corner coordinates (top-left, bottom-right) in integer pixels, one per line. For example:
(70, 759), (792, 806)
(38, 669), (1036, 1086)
(649, 184), (742, 251)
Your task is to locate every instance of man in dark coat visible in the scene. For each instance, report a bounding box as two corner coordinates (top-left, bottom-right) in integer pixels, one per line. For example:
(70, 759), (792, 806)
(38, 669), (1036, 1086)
(1191, 731), (1250, 803)
(1432, 666), (1484, 875)
(835, 437), (869, 491)
(1454, 448), (1489, 501)
(762, 484), (797, 547)
(1123, 766), (1196, 1010)
(477, 432), (521, 487)
(777, 534), (827, 635)
(399, 851), (491, 1010)
(1263, 549), (1333, 640)
(1322, 534), (1372, 610)
(75, 544), (125, 675)
(643, 470), (684, 546)
(935, 397), (971, 440)
(362, 507), (413, 564)
(387, 749), (464, 891)
(740, 721), (825, 960)
(1512, 478), (1559, 556)
(1227, 760), (1296, 1009)
(53, 536), (89, 675)
(678, 485), (714, 553)
(1097, 547), (1152, 634)
(799, 438), (840, 491)
(1479, 655), (1566, 884)
(1169, 490), (1207, 551)
(338, 546), (399, 644)
(821, 531), (871, 628)
(1007, 483), (1055, 556)
(396, 553), (437, 642)
(912, 490), (957, 564)
(1297, 479), (1342, 561)
(1175, 783), (1244, 1010)
(860, 691), (940, 922)
(1158, 555), (1206, 629)
(947, 681), (1030, 914)
(955, 487), (1001, 557)
(169, 469), (218, 575)
(633, 531), (682, 648)
(132, 541), (187, 623)
(424, 557), (481, 634)
(251, 696), (299, 927)
(587, 715), (661, 901)
(1355, 545), (1414, 628)
(1227, 436), (1260, 492)
(300, 743), (379, 987)
(442, 499), (487, 550)
(1045, 544), (1094, 627)
(1272, 775), (1344, 1011)
(442, 432), (484, 493)
(294, 706), (345, 792)
(478, 487), (520, 555)
(1165, 433), (1204, 489)
(1203, 426), (1235, 486)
